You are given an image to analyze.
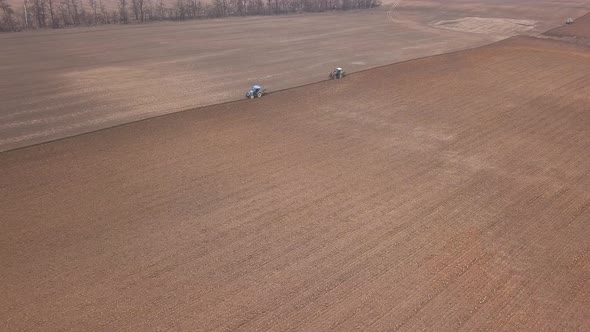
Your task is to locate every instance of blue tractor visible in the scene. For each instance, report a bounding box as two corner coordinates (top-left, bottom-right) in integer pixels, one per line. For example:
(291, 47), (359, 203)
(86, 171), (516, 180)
(246, 85), (267, 99)
(329, 67), (346, 80)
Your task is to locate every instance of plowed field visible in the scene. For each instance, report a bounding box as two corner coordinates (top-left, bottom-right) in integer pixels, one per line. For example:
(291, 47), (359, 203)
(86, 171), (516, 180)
(2, 35), (590, 330)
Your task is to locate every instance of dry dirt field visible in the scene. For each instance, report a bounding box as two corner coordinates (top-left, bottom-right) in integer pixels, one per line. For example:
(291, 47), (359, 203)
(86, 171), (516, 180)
(2, 29), (590, 330)
(1, 0), (590, 151)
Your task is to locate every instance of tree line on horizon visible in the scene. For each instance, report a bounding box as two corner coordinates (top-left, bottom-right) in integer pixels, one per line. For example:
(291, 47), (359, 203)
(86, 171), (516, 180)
(0, 0), (381, 32)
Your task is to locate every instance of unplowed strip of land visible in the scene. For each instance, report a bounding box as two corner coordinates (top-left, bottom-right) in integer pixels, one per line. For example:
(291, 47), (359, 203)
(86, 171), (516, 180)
(2, 36), (590, 330)
(2, 0), (589, 152)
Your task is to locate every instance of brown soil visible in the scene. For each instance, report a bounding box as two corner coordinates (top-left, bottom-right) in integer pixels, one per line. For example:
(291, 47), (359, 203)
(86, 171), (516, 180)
(2, 0), (589, 152)
(2, 35), (589, 330)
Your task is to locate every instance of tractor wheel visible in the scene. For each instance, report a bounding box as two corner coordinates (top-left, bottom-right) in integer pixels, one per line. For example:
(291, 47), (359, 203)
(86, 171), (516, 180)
(257, 92), (262, 98)
(249, 94), (254, 99)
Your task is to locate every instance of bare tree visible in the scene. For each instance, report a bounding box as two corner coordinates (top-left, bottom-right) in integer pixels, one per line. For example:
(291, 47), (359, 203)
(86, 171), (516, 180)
(138, 0), (144, 21)
(87, 0), (98, 23)
(131, 0), (138, 20)
(231, 0), (245, 16)
(175, 0), (187, 20)
(57, 0), (68, 25)
(0, 0), (17, 31)
(99, 0), (109, 23)
(23, 0), (31, 28)
(47, 0), (58, 27)
(211, 0), (226, 17)
(110, 8), (118, 23)
(187, 0), (200, 19)
(119, 0), (128, 23)
(155, 0), (164, 20)
(143, 0), (152, 20)
(32, 0), (47, 27)
(248, 0), (263, 15)
(69, 0), (80, 25)
(0, 0), (379, 31)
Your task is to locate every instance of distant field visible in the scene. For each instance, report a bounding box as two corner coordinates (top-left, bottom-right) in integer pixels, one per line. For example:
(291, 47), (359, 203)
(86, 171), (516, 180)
(1, 0), (589, 151)
(2, 33), (590, 330)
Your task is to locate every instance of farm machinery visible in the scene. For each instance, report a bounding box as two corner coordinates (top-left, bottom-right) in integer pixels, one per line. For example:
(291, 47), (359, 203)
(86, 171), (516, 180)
(246, 85), (267, 99)
(329, 67), (346, 79)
